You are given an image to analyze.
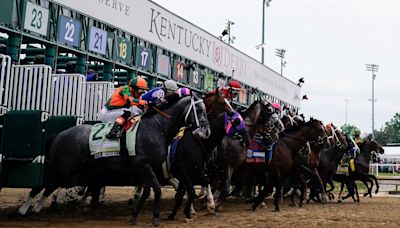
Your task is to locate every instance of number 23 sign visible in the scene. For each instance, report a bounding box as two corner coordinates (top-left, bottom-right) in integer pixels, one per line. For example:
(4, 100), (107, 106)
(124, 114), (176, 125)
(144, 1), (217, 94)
(58, 15), (81, 47)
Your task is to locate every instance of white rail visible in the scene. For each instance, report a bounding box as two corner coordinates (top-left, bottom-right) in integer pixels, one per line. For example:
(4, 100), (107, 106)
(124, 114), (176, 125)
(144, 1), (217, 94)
(83, 81), (113, 122)
(0, 54), (12, 115)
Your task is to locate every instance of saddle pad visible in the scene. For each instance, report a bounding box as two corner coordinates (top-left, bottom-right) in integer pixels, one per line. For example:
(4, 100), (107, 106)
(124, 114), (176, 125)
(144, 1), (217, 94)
(336, 165), (349, 175)
(162, 128), (186, 179)
(126, 116), (141, 156)
(246, 139), (268, 163)
(89, 123), (120, 159)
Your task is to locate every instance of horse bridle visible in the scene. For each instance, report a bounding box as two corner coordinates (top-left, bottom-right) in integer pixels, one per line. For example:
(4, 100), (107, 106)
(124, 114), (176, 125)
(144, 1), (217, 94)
(184, 96), (206, 129)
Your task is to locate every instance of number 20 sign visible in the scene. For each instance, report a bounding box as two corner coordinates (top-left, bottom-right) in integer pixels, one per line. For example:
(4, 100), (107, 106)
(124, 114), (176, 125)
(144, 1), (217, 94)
(58, 15), (81, 47)
(89, 26), (107, 55)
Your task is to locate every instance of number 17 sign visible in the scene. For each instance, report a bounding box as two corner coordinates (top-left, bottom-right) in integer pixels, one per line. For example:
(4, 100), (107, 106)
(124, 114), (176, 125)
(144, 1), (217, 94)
(89, 26), (107, 55)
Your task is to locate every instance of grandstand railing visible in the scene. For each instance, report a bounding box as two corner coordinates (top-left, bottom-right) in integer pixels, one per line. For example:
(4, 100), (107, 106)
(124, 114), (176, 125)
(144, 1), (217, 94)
(370, 163), (400, 176)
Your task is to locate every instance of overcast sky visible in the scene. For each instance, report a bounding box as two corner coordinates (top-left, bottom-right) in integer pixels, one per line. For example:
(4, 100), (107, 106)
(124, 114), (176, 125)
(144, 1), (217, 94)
(152, 0), (400, 133)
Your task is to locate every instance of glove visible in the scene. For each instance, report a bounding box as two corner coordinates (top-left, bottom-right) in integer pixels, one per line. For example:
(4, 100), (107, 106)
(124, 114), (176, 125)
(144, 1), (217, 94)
(176, 87), (191, 97)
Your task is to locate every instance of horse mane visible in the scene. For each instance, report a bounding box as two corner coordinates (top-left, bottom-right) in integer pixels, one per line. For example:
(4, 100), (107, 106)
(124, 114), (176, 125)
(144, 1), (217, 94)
(202, 91), (217, 99)
(243, 100), (261, 117)
(279, 118), (318, 135)
(142, 96), (192, 119)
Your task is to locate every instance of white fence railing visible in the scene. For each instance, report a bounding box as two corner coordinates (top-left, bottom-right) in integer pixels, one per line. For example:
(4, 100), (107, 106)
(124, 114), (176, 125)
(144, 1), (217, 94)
(0, 54), (12, 115)
(370, 163), (400, 176)
(49, 74), (86, 122)
(83, 81), (113, 122)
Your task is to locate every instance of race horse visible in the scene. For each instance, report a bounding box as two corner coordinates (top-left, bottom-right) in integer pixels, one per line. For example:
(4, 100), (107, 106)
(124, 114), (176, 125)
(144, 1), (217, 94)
(17, 95), (210, 226)
(212, 100), (278, 206)
(167, 111), (249, 222)
(335, 136), (384, 202)
(251, 118), (328, 212)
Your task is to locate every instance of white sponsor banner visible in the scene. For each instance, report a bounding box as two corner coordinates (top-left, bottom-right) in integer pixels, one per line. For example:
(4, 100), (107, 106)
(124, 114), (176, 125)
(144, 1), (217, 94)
(50, 0), (301, 107)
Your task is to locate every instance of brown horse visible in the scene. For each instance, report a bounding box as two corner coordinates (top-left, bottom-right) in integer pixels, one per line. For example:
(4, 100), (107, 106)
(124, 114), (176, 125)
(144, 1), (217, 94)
(251, 118), (328, 211)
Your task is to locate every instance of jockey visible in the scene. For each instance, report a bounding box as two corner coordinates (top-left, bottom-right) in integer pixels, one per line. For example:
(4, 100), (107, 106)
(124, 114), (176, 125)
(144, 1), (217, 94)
(141, 79), (190, 106)
(210, 80), (242, 100)
(98, 76), (148, 139)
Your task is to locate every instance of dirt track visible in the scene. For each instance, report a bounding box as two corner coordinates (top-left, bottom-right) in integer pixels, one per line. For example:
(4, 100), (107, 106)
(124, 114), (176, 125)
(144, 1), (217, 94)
(1, 187), (400, 227)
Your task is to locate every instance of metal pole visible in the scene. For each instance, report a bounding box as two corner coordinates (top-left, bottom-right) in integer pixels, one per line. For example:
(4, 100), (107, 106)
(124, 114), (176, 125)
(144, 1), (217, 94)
(372, 72), (375, 138)
(280, 56), (283, 75)
(345, 98), (349, 125)
(228, 22), (231, 45)
(261, 0), (265, 64)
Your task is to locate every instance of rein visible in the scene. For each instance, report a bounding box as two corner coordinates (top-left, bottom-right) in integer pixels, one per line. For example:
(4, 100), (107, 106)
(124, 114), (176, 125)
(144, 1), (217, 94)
(153, 106), (172, 120)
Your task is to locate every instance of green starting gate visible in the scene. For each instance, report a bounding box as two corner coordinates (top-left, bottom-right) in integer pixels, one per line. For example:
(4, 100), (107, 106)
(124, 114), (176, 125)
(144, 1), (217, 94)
(0, 63), (86, 187)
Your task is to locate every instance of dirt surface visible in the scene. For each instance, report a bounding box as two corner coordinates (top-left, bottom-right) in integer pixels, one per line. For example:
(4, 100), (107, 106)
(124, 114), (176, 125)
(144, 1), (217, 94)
(1, 187), (400, 227)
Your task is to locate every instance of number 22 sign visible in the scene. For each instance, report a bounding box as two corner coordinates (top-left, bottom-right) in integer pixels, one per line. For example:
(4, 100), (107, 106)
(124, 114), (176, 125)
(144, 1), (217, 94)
(89, 26), (107, 55)
(58, 15), (81, 47)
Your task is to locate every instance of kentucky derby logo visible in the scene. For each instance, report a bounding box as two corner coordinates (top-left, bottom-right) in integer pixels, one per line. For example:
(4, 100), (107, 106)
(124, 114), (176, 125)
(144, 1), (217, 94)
(213, 46), (222, 66)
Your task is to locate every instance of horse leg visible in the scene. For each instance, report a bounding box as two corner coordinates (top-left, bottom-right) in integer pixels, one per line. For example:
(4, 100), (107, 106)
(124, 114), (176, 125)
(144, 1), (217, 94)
(32, 186), (59, 213)
(182, 172), (196, 222)
(369, 174), (379, 195)
(90, 185), (102, 210)
(273, 177), (282, 212)
(130, 186), (151, 225)
(168, 181), (185, 220)
(251, 172), (270, 211)
(129, 186), (144, 206)
(353, 181), (360, 203)
(338, 182), (345, 203)
(362, 179), (371, 197)
(18, 186), (44, 215)
(143, 164), (162, 226)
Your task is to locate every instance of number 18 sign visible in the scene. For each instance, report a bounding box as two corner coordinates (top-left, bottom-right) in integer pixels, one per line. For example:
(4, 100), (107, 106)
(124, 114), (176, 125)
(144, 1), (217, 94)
(89, 26), (107, 55)
(58, 15), (81, 47)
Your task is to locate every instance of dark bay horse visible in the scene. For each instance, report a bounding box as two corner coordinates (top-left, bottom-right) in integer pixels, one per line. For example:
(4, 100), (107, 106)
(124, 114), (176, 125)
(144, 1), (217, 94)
(213, 100), (277, 206)
(251, 118), (328, 212)
(17, 95), (210, 226)
(168, 111), (248, 222)
(335, 137), (384, 202)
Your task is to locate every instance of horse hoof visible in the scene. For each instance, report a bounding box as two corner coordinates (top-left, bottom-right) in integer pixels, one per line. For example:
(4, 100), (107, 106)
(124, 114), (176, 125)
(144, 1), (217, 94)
(288, 204), (295, 207)
(152, 217), (160, 227)
(207, 205), (215, 214)
(273, 208), (280, 212)
(251, 205), (257, 211)
(338, 200), (342, 203)
(185, 218), (194, 223)
(260, 202), (267, 208)
(129, 218), (137, 225)
(167, 214), (176, 220)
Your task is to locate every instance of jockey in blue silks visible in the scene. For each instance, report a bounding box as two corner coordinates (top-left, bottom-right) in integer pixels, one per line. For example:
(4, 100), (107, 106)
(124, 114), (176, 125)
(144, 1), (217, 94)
(141, 80), (190, 105)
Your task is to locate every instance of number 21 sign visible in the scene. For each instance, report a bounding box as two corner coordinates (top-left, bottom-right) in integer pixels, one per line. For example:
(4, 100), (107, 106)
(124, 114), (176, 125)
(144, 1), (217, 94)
(58, 15), (81, 47)
(89, 26), (107, 55)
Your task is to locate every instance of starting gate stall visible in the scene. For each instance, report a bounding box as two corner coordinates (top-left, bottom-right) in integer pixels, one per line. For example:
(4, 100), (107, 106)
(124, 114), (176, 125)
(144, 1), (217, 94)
(0, 64), (86, 187)
(83, 81), (114, 123)
(0, 54), (12, 178)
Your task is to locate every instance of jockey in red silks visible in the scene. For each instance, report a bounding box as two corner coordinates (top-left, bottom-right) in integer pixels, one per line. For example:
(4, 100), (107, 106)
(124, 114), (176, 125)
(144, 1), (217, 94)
(98, 76), (148, 139)
(210, 80), (242, 100)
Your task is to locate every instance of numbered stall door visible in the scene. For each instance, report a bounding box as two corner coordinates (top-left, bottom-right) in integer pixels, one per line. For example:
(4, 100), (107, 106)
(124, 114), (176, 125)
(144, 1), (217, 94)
(49, 74), (86, 123)
(7, 65), (52, 112)
(83, 81), (114, 123)
(88, 26), (108, 55)
(0, 110), (46, 187)
(114, 36), (132, 63)
(0, 54), (12, 115)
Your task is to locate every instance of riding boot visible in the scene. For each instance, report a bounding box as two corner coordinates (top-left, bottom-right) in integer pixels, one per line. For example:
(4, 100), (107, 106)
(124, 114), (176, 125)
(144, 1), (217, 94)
(106, 122), (124, 139)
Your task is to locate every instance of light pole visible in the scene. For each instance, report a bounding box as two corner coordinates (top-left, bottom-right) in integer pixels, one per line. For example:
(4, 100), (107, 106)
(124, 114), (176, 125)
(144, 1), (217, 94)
(219, 20), (235, 45)
(275, 48), (286, 75)
(344, 98), (349, 125)
(366, 64), (379, 138)
(261, 0), (272, 64)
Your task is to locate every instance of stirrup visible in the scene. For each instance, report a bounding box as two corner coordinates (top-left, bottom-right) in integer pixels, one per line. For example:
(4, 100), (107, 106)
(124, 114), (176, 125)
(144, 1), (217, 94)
(106, 131), (120, 139)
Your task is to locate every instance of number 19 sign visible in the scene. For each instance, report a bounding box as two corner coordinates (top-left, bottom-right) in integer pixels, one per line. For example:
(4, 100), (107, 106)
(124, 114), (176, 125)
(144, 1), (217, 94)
(58, 15), (81, 47)
(89, 26), (107, 55)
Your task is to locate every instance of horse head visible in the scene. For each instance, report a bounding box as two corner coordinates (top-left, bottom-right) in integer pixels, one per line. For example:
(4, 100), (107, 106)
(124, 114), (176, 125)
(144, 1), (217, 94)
(203, 91), (230, 114)
(179, 95), (211, 139)
(325, 123), (348, 149)
(307, 118), (329, 145)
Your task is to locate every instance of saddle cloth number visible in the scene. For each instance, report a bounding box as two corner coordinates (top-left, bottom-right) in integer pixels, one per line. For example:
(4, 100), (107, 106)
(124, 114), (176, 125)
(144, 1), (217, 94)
(89, 123), (121, 158)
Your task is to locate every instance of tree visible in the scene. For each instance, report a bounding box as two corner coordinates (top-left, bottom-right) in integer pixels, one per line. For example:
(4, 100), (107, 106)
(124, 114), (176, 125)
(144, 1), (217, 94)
(340, 124), (361, 139)
(374, 113), (400, 145)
